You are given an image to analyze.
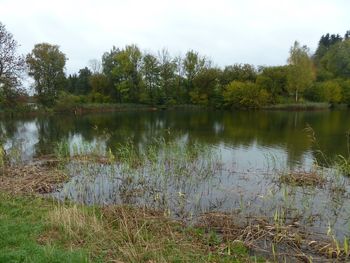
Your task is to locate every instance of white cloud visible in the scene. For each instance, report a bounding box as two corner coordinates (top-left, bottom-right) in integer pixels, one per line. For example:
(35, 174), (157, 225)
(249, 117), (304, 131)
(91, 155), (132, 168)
(1, 0), (349, 73)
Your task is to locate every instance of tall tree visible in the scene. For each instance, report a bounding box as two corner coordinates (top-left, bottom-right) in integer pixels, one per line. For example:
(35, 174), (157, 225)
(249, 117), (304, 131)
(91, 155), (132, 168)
(0, 22), (26, 106)
(220, 64), (257, 86)
(142, 53), (160, 104)
(344, 30), (350, 40)
(256, 66), (288, 102)
(102, 46), (121, 101)
(183, 50), (207, 101)
(158, 49), (177, 103)
(320, 39), (350, 79)
(76, 67), (92, 95)
(112, 44), (142, 102)
(314, 33), (343, 64)
(26, 43), (67, 106)
(287, 41), (315, 102)
(192, 67), (222, 106)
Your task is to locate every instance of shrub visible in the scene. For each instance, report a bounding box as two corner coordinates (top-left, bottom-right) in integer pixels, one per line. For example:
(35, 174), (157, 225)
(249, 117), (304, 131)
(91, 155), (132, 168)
(54, 91), (82, 111)
(87, 92), (111, 103)
(305, 80), (342, 104)
(340, 79), (350, 105)
(223, 81), (270, 108)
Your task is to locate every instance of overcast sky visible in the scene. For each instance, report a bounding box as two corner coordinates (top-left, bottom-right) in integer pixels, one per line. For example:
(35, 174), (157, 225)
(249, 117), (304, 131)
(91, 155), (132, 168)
(1, 0), (349, 74)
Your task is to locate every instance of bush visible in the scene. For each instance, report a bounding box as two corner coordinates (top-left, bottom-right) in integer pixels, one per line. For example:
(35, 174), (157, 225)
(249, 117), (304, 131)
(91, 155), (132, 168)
(340, 79), (350, 105)
(305, 80), (342, 103)
(87, 92), (111, 103)
(223, 81), (270, 108)
(54, 91), (83, 111)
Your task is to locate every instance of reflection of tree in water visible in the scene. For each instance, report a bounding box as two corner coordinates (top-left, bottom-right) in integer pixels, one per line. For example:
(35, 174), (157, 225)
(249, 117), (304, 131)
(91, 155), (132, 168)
(35, 116), (68, 156)
(1, 110), (350, 166)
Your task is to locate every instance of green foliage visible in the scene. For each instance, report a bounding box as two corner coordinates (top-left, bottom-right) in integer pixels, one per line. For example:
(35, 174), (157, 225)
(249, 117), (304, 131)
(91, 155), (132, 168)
(54, 91), (86, 111)
(14, 28), (350, 110)
(223, 81), (270, 108)
(89, 73), (110, 96)
(221, 64), (257, 86)
(142, 53), (161, 105)
(0, 22), (26, 104)
(26, 43), (67, 106)
(305, 80), (342, 103)
(191, 68), (222, 106)
(112, 44), (143, 103)
(158, 49), (178, 104)
(314, 33), (343, 66)
(88, 92), (111, 103)
(320, 40), (350, 79)
(287, 41), (315, 102)
(256, 66), (288, 103)
(183, 50), (208, 101)
(340, 80), (350, 105)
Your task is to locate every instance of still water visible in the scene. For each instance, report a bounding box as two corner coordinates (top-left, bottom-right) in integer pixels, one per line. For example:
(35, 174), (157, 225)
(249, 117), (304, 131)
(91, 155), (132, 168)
(2, 109), (350, 168)
(2, 109), (350, 239)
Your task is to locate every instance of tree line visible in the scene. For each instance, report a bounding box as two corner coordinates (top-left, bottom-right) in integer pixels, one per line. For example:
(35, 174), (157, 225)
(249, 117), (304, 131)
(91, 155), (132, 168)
(1, 21), (350, 110)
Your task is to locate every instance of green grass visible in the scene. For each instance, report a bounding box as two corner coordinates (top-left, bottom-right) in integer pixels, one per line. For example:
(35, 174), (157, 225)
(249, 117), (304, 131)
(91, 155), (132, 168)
(0, 192), (261, 263)
(0, 193), (89, 263)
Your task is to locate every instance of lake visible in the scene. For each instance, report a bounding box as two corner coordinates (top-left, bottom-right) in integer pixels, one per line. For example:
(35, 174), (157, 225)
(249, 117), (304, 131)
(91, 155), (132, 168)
(2, 109), (350, 240)
(2, 109), (350, 167)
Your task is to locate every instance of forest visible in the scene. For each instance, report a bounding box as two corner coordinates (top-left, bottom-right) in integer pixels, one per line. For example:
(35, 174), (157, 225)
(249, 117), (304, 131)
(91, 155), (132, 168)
(1, 21), (350, 110)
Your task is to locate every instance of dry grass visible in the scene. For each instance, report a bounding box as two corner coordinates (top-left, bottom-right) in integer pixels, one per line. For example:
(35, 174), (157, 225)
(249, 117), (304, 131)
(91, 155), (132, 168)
(46, 204), (229, 262)
(0, 163), (68, 194)
(48, 206), (104, 239)
(279, 170), (326, 187)
(46, 204), (262, 262)
(196, 212), (350, 262)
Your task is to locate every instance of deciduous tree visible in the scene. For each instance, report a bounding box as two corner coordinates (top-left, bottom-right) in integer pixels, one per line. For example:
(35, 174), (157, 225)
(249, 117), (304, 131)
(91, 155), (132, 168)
(287, 41), (315, 102)
(26, 43), (67, 106)
(0, 22), (26, 106)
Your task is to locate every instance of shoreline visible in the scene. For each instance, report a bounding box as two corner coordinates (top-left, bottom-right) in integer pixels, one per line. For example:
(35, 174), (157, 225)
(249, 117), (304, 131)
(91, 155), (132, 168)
(1, 102), (348, 117)
(1, 154), (349, 262)
(0, 159), (259, 262)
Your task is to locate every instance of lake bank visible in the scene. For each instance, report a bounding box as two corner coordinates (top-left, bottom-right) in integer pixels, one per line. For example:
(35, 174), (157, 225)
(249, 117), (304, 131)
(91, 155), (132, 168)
(0, 192), (258, 263)
(2, 101), (349, 118)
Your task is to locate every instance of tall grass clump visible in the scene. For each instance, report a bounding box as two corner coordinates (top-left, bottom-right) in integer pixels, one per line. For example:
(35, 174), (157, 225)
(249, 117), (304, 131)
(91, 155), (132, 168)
(0, 142), (5, 174)
(54, 139), (70, 161)
(333, 131), (350, 176)
(305, 125), (350, 176)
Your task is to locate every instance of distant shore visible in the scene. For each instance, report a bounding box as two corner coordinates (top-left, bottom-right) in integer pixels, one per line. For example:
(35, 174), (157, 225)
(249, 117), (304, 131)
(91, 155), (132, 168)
(1, 102), (349, 117)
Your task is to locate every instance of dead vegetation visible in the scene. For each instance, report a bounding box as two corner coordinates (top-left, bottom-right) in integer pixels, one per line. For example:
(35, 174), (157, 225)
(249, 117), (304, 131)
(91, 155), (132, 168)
(46, 204), (255, 262)
(0, 162), (68, 194)
(279, 170), (326, 187)
(196, 212), (350, 262)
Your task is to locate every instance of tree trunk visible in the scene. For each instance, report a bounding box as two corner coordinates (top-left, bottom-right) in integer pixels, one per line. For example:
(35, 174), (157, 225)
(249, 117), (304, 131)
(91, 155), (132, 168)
(295, 89), (298, 102)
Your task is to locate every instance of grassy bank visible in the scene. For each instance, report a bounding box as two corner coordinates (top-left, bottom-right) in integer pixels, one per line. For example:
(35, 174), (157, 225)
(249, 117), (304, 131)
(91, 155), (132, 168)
(0, 192), (258, 263)
(0, 103), (208, 117)
(262, 102), (331, 111)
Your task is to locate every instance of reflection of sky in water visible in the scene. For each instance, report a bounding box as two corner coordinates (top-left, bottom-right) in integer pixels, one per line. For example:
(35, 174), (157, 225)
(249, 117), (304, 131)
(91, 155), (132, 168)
(4, 121), (38, 162)
(0, 115), (335, 171)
